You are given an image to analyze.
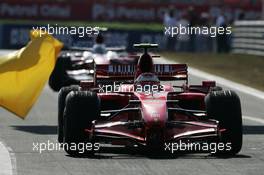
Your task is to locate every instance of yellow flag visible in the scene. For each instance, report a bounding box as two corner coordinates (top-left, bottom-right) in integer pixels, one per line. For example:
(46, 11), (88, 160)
(0, 30), (63, 119)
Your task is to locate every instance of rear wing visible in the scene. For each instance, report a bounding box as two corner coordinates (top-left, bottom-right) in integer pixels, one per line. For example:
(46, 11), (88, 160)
(95, 64), (188, 83)
(64, 46), (126, 52)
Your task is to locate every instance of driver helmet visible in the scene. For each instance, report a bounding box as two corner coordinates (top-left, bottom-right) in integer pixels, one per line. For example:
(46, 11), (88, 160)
(92, 33), (107, 54)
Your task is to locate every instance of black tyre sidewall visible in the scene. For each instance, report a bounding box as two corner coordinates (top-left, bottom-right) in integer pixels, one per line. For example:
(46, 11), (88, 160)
(63, 91), (100, 156)
(58, 85), (80, 143)
(205, 90), (242, 156)
(49, 56), (72, 91)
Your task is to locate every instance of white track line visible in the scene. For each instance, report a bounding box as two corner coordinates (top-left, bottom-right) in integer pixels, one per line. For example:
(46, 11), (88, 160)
(161, 57), (264, 100)
(162, 57), (264, 125)
(243, 115), (264, 124)
(189, 67), (264, 125)
(189, 67), (264, 100)
(0, 142), (13, 175)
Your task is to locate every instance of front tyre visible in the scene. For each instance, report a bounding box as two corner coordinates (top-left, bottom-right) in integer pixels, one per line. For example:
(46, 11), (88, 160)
(205, 90), (242, 156)
(63, 91), (100, 156)
(57, 85), (80, 143)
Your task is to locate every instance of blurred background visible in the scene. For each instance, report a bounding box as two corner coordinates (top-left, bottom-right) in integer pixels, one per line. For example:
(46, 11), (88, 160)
(0, 0), (263, 90)
(0, 0), (262, 52)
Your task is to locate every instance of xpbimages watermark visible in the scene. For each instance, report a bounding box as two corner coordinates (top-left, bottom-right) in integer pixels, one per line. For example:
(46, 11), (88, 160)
(98, 82), (165, 95)
(32, 24), (100, 37)
(164, 24), (232, 38)
(32, 140), (100, 154)
(164, 141), (232, 154)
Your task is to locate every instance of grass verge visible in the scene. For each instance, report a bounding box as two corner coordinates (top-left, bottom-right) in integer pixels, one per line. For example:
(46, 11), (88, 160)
(162, 52), (264, 91)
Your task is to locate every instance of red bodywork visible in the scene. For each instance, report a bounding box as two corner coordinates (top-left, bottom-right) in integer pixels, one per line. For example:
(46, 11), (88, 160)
(81, 53), (222, 150)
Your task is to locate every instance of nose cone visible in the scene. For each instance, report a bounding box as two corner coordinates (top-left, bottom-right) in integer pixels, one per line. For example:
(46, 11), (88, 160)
(141, 99), (167, 128)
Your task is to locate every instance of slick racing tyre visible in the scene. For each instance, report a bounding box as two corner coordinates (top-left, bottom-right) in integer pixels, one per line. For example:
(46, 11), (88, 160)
(63, 91), (100, 156)
(49, 55), (79, 91)
(58, 85), (80, 143)
(205, 90), (242, 156)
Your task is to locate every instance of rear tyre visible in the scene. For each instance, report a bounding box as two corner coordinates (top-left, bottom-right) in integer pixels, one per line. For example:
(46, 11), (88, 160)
(49, 56), (79, 91)
(58, 85), (80, 143)
(205, 90), (242, 156)
(63, 91), (100, 156)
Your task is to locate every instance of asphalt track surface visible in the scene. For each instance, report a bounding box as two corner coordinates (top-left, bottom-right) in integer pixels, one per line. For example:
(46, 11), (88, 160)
(0, 50), (264, 175)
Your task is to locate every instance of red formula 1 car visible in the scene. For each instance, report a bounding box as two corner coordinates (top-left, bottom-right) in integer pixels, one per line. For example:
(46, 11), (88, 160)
(58, 44), (242, 157)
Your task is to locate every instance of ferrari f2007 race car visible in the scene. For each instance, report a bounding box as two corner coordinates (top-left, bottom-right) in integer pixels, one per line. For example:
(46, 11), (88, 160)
(58, 44), (242, 157)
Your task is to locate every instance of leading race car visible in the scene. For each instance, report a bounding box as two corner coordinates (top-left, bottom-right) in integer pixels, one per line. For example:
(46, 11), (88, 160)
(49, 33), (137, 91)
(58, 43), (242, 157)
